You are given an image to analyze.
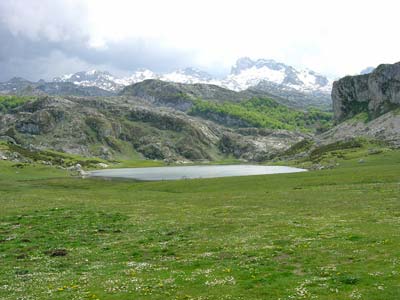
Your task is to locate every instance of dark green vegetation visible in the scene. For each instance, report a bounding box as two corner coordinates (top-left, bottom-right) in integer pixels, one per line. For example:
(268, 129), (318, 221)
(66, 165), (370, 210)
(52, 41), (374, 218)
(281, 139), (315, 157)
(0, 95), (36, 113)
(190, 98), (332, 132)
(337, 101), (400, 123)
(1, 147), (399, 299)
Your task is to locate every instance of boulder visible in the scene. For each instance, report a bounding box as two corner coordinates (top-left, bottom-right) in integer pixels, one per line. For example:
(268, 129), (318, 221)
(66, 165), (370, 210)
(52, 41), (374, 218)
(96, 163), (109, 168)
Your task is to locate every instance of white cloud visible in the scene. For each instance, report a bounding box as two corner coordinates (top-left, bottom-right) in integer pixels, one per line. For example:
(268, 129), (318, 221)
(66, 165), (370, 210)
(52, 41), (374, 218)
(84, 0), (400, 76)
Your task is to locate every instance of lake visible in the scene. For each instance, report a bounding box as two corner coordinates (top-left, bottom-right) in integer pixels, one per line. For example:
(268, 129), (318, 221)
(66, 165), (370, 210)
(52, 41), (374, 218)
(89, 165), (307, 181)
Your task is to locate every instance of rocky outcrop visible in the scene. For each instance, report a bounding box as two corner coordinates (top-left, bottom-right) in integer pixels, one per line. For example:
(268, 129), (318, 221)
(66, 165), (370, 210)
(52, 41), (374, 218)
(332, 62), (400, 122)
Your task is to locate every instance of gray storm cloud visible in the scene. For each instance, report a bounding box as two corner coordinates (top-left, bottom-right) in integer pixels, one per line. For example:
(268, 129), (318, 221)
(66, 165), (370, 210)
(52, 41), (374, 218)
(0, 0), (195, 81)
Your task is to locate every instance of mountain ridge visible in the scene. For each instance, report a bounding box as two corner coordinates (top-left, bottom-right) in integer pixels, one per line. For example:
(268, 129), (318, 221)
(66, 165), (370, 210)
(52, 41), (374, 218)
(50, 58), (332, 107)
(52, 58), (332, 93)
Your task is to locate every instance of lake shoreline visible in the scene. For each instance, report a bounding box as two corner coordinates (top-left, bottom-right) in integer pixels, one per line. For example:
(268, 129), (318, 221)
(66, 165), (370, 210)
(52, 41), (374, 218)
(89, 165), (307, 181)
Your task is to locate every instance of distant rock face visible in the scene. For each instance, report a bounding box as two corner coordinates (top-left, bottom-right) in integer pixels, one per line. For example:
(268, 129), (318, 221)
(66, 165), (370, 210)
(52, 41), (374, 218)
(332, 62), (400, 122)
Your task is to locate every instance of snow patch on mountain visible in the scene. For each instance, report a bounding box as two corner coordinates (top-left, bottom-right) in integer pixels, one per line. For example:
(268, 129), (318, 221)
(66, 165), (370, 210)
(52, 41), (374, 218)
(160, 68), (214, 84)
(221, 66), (286, 91)
(115, 69), (158, 86)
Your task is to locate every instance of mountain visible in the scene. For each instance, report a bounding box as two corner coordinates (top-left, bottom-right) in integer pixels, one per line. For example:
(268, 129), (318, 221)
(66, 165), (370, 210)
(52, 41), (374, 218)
(221, 58), (332, 109)
(54, 68), (216, 91)
(115, 69), (158, 86)
(35, 82), (114, 97)
(222, 57), (331, 93)
(0, 77), (34, 94)
(53, 70), (122, 92)
(160, 67), (215, 84)
(0, 77), (114, 97)
(50, 58), (333, 109)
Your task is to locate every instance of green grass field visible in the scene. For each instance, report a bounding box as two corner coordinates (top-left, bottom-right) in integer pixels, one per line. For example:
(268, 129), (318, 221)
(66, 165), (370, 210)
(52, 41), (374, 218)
(1, 149), (399, 299)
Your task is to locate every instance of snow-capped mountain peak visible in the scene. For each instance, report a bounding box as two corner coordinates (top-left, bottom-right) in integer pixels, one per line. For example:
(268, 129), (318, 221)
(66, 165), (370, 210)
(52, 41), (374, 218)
(160, 68), (214, 84)
(114, 69), (158, 86)
(53, 70), (120, 91)
(224, 57), (332, 92)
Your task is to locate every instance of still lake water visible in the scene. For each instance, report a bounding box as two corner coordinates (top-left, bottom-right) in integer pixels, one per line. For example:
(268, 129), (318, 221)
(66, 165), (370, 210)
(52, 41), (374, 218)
(89, 165), (307, 181)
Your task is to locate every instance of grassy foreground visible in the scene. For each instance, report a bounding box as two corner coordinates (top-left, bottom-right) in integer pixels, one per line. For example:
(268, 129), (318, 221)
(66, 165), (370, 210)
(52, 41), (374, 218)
(0, 150), (399, 299)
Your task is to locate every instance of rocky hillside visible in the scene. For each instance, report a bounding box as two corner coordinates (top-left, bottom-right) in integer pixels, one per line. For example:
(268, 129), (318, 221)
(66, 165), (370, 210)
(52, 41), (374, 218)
(0, 95), (309, 162)
(0, 77), (335, 164)
(332, 62), (400, 122)
(118, 79), (264, 110)
(319, 109), (400, 148)
(320, 62), (400, 147)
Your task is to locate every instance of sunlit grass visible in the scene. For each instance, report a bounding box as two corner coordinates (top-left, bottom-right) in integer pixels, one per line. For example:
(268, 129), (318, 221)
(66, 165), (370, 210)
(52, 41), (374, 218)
(0, 149), (399, 299)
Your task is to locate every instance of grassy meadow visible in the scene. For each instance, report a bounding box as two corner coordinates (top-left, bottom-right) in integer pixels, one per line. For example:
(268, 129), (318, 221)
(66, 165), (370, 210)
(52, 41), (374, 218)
(0, 149), (399, 299)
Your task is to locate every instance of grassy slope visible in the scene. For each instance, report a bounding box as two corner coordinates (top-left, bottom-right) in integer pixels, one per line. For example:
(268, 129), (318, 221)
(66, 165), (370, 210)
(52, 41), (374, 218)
(0, 95), (36, 112)
(0, 150), (400, 299)
(190, 97), (332, 132)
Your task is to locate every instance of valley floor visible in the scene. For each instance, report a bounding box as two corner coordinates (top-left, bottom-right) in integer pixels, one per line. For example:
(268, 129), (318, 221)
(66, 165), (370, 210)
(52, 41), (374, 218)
(0, 150), (400, 299)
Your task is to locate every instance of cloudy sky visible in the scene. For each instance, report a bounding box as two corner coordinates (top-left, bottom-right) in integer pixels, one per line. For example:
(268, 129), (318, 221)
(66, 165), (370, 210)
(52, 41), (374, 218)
(0, 0), (399, 81)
